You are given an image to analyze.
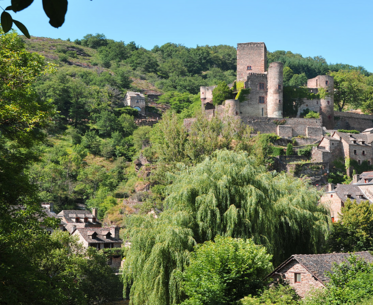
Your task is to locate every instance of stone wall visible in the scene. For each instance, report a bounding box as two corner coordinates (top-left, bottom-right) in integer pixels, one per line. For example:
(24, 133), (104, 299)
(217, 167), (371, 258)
(320, 192), (343, 222)
(277, 125), (292, 138)
(334, 111), (373, 131)
(307, 126), (323, 138)
(241, 73), (268, 117)
(242, 117), (322, 137)
(271, 260), (324, 298)
(287, 162), (329, 178)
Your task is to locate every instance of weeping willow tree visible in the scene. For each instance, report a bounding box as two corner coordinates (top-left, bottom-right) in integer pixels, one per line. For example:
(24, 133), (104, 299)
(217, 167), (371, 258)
(123, 150), (330, 305)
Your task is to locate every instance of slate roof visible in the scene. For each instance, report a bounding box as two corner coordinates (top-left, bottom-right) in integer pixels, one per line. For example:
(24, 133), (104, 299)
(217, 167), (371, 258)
(126, 91), (145, 98)
(74, 227), (122, 244)
(333, 131), (373, 146)
(360, 171), (373, 179)
(268, 252), (373, 284)
(57, 210), (100, 224)
(333, 184), (368, 203)
(362, 128), (373, 134)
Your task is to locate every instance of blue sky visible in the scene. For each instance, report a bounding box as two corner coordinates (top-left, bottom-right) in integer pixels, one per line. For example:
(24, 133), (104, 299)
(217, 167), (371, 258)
(3, 0), (373, 71)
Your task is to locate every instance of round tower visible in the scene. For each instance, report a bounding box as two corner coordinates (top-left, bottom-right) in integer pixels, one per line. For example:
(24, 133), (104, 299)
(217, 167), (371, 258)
(318, 75), (334, 129)
(267, 62), (283, 118)
(224, 99), (240, 116)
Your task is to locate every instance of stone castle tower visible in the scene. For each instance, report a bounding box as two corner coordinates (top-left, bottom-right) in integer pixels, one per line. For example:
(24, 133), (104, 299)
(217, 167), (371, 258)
(200, 41), (335, 128)
(237, 42), (284, 118)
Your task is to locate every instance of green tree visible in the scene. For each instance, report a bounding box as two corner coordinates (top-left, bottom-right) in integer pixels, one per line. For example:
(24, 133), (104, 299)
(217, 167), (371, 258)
(286, 143), (294, 155)
(328, 200), (373, 252)
(212, 81), (233, 106)
(133, 126), (152, 150)
(330, 70), (366, 111)
(123, 150), (330, 305)
(241, 284), (300, 305)
(182, 236), (272, 305)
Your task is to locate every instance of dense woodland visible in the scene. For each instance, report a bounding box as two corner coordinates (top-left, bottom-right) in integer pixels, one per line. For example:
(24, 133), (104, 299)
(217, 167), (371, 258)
(3, 29), (373, 304)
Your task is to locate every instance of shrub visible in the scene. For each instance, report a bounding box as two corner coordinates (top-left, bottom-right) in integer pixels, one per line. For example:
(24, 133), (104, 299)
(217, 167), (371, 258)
(286, 143), (294, 156)
(182, 236), (272, 305)
(297, 145), (313, 157)
(305, 111), (320, 118)
(338, 129), (360, 134)
(271, 147), (284, 156)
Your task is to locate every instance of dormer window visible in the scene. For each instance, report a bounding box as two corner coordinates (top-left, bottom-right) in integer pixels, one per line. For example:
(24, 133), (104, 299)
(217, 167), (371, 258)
(75, 217), (80, 223)
(92, 218), (96, 223)
(105, 232), (112, 239)
(347, 194), (352, 198)
(88, 231), (98, 239)
(353, 141), (357, 144)
(84, 217), (88, 223)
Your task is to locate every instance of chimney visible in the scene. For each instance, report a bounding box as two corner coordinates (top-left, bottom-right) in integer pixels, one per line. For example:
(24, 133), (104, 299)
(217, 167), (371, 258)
(92, 208), (98, 218)
(352, 174), (360, 184)
(110, 226), (120, 239)
(327, 183), (335, 192)
(41, 202), (53, 212)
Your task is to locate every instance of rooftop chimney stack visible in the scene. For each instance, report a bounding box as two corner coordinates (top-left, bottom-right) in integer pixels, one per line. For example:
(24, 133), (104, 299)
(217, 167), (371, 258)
(352, 174), (360, 184)
(327, 183), (335, 192)
(92, 208), (98, 218)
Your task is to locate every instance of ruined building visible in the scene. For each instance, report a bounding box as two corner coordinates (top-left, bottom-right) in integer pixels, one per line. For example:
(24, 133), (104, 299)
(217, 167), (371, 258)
(200, 42), (335, 129)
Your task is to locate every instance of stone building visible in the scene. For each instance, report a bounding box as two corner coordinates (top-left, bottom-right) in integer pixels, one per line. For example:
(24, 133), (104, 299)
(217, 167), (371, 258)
(312, 131), (373, 165)
(72, 227), (123, 271)
(267, 252), (373, 298)
(200, 42), (334, 124)
(124, 91), (146, 115)
(321, 172), (373, 222)
(57, 209), (101, 233)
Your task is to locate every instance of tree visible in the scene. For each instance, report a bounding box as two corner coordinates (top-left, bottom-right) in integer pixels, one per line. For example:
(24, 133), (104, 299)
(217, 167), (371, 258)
(330, 70), (366, 111)
(240, 284), (300, 305)
(286, 143), (294, 155)
(123, 150), (330, 305)
(133, 126), (152, 150)
(328, 200), (373, 252)
(212, 81), (233, 106)
(182, 236), (272, 305)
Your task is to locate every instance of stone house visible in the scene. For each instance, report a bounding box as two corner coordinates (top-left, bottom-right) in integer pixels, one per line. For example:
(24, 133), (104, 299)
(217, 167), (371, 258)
(57, 208), (101, 233)
(312, 131), (373, 165)
(72, 227), (123, 271)
(321, 172), (373, 222)
(267, 252), (373, 298)
(124, 91), (146, 115)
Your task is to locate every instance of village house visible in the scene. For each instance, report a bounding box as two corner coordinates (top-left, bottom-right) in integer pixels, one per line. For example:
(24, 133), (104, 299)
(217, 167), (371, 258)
(321, 172), (373, 222)
(312, 130), (373, 165)
(267, 252), (373, 298)
(56, 208), (101, 233)
(124, 91), (146, 115)
(72, 226), (123, 271)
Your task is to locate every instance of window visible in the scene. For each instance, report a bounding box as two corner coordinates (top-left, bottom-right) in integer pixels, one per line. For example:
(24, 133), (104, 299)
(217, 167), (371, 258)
(259, 83), (265, 90)
(294, 273), (301, 283)
(362, 141), (366, 144)
(261, 108), (264, 117)
(316, 101), (318, 104)
(354, 150), (357, 155)
(369, 161), (371, 165)
(278, 85), (281, 90)
(93, 217), (96, 223)
(353, 141), (357, 144)
(279, 100), (281, 103)
(347, 194), (352, 198)
(328, 115), (331, 119)
(331, 217), (335, 223)
(358, 160), (361, 165)
(331, 194), (333, 198)
(84, 217), (88, 223)
(259, 96), (265, 104)
(75, 217), (80, 222)
(326, 80), (329, 85)
(247, 66), (252, 70)
(365, 179), (368, 183)
(363, 151), (366, 155)
(327, 101), (330, 105)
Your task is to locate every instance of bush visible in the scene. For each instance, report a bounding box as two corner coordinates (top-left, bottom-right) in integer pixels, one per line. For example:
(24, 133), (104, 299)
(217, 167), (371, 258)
(338, 129), (360, 134)
(181, 236), (272, 305)
(58, 53), (69, 63)
(240, 283), (300, 305)
(305, 111), (320, 118)
(271, 146), (284, 156)
(286, 143), (294, 156)
(297, 145), (313, 157)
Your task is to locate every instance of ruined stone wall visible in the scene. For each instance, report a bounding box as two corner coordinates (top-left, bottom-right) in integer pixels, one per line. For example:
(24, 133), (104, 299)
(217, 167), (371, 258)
(271, 260), (324, 298)
(200, 85), (216, 101)
(334, 111), (373, 131)
(297, 99), (321, 117)
(243, 117), (322, 137)
(287, 162), (329, 178)
(241, 73), (268, 117)
(237, 43), (267, 81)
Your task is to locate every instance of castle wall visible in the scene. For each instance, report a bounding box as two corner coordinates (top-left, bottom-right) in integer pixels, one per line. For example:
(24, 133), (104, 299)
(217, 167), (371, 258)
(242, 73), (268, 117)
(237, 43), (267, 81)
(334, 111), (373, 131)
(297, 99), (321, 117)
(242, 117), (322, 138)
(267, 62), (283, 118)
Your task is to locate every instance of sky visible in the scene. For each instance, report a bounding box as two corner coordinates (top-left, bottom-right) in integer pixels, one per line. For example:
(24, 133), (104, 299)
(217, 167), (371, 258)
(3, 0), (373, 71)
